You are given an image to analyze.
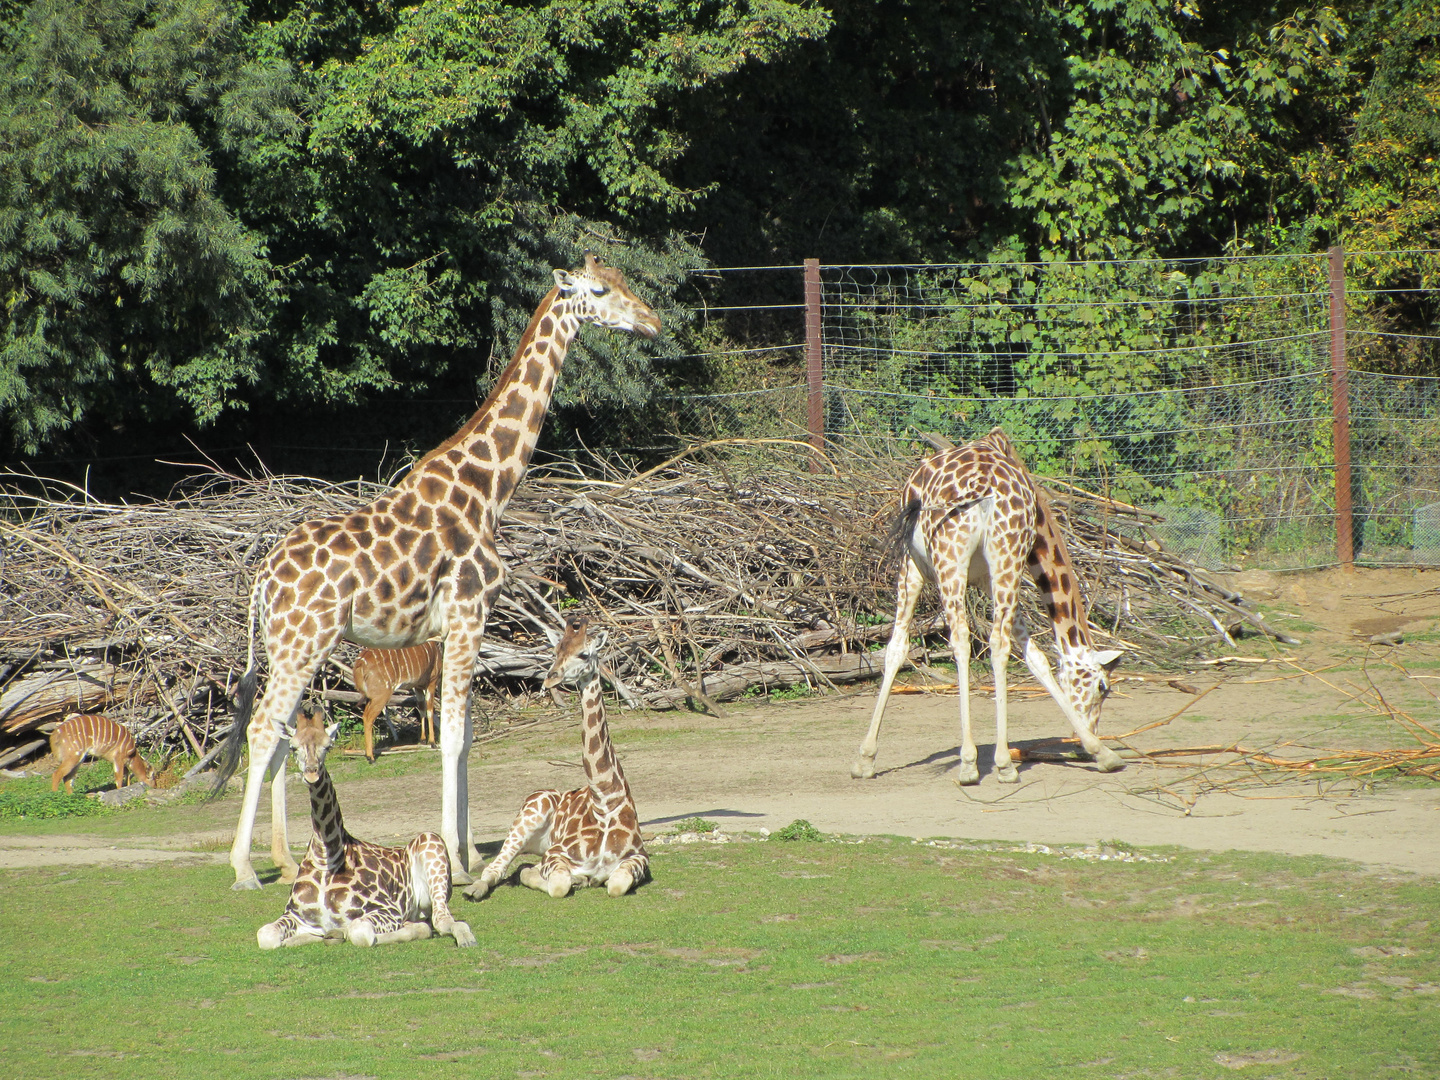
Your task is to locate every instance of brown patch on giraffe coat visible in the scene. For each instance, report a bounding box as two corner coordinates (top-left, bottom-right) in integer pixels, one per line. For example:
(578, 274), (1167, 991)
(413, 532), (438, 568)
(417, 475), (443, 506)
(539, 315), (554, 339)
(372, 541), (398, 569)
(492, 425), (520, 463)
(455, 561), (481, 595)
(273, 562), (300, 584)
(497, 391), (527, 422)
(524, 358), (543, 385)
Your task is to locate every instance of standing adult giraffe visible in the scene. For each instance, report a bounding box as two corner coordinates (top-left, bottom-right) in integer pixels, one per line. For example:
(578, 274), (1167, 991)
(851, 428), (1125, 785)
(214, 253), (661, 890)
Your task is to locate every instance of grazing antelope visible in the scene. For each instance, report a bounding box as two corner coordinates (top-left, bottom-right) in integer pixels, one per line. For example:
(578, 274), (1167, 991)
(352, 641), (442, 763)
(50, 714), (154, 793)
(258, 709), (476, 949)
(465, 616), (648, 901)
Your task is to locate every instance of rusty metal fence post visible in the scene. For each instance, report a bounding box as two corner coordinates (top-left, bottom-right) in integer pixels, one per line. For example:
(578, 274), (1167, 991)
(1329, 244), (1353, 567)
(804, 258), (824, 471)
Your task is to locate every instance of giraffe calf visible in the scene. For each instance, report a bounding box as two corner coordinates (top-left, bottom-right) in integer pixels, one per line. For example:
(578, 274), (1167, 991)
(466, 617), (648, 901)
(50, 714), (154, 793)
(258, 710), (475, 949)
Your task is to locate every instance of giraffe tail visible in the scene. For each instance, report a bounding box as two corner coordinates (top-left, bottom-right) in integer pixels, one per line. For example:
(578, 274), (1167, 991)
(209, 666), (258, 799)
(885, 496), (925, 572)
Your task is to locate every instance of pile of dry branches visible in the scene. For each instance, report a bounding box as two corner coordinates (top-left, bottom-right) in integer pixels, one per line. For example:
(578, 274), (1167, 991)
(0, 439), (1291, 763)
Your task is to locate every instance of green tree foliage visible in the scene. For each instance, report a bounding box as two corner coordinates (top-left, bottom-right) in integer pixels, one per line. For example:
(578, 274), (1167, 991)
(0, 0), (298, 453)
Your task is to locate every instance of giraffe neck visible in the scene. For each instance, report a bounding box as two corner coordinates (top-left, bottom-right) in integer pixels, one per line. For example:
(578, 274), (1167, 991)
(306, 766), (348, 876)
(405, 288), (579, 523)
(578, 671), (626, 798)
(1025, 487), (1094, 662)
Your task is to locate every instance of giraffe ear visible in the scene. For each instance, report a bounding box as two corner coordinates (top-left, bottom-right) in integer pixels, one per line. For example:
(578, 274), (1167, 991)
(591, 630), (609, 655)
(324, 723), (341, 743)
(1093, 649), (1123, 671)
(553, 268), (578, 293)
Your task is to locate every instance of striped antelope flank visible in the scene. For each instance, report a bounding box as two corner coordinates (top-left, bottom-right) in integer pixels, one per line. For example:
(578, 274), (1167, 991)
(352, 641), (442, 763)
(465, 616), (648, 901)
(258, 709), (476, 949)
(50, 714), (154, 793)
(852, 427), (1124, 786)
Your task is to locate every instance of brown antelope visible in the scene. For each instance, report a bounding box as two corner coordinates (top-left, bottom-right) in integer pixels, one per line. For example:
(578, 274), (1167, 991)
(352, 641), (442, 763)
(50, 714), (155, 793)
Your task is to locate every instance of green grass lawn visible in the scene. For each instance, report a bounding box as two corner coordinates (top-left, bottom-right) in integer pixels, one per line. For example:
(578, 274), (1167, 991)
(1, 837), (1435, 1079)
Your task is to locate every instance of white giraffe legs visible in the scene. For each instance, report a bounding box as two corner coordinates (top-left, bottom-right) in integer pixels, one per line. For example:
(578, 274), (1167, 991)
(439, 625), (481, 883)
(852, 559), (926, 779)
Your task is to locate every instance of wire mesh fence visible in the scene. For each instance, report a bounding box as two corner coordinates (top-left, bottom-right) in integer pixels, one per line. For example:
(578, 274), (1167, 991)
(670, 251), (1440, 571)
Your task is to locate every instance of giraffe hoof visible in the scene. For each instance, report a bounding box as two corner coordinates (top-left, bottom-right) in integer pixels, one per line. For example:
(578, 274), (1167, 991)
(995, 766), (1021, 784)
(606, 870), (635, 897)
(1095, 747), (1126, 773)
(450, 921), (477, 948)
(232, 875), (263, 892)
(956, 763), (980, 786)
(450, 867), (474, 887)
(850, 759), (876, 780)
(462, 878), (494, 902)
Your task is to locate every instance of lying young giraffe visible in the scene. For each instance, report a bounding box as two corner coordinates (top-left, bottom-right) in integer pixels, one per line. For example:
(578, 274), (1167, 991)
(464, 616), (648, 900)
(50, 714), (154, 793)
(258, 709), (475, 948)
(352, 640), (442, 763)
(853, 427), (1124, 784)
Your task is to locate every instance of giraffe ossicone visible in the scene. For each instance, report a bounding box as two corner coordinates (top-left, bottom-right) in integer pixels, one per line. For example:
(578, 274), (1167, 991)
(212, 253), (661, 891)
(464, 615), (649, 902)
(852, 427), (1125, 785)
(256, 709), (476, 949)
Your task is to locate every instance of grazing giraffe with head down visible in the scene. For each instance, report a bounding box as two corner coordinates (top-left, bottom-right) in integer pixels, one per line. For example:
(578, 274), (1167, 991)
(852, 427), (1125, 784)
(213, 253), (661, 890)
(465, 616), (648, 901)
(257, 709), (475, 948)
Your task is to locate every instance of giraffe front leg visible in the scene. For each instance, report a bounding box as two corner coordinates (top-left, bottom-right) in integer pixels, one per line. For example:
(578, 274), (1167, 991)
(258, 911), (316, 949)
(522, 850), (576, 899)
(440, 624), (483, 883)
(412, 833), (477, 946)
(853, 558), (926, 779)
(464, 792), (557, 901)
(606, 851), (650, 897)
(230, 752), (273, 891)
(267, 738), (300, 882)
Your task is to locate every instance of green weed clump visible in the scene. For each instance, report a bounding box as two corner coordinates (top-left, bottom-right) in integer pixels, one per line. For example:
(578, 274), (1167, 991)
(771, 818), (824, 841)
(670, 816), (718, 834)
(0, 782), (110, 821)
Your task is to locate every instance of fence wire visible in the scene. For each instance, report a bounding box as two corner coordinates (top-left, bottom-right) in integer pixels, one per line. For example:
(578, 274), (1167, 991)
(670, 253), (1440, 571)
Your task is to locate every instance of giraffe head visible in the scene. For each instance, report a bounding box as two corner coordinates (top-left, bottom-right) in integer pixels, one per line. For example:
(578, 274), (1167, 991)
(288, 708), (341, 784)
(542, 615), (608, 690)
(1057, 647), (1123, 733)
(552, 253), (661, 339)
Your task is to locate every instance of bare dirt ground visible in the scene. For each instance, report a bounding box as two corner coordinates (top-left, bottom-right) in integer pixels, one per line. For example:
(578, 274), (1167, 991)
(4, 567), (1440, 876)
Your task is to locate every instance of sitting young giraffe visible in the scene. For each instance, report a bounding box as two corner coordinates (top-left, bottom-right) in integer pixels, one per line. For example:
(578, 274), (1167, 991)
(852, 427), (1124, 784)
(464, 616), (648, 900)
(258, 709), (476, 948)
